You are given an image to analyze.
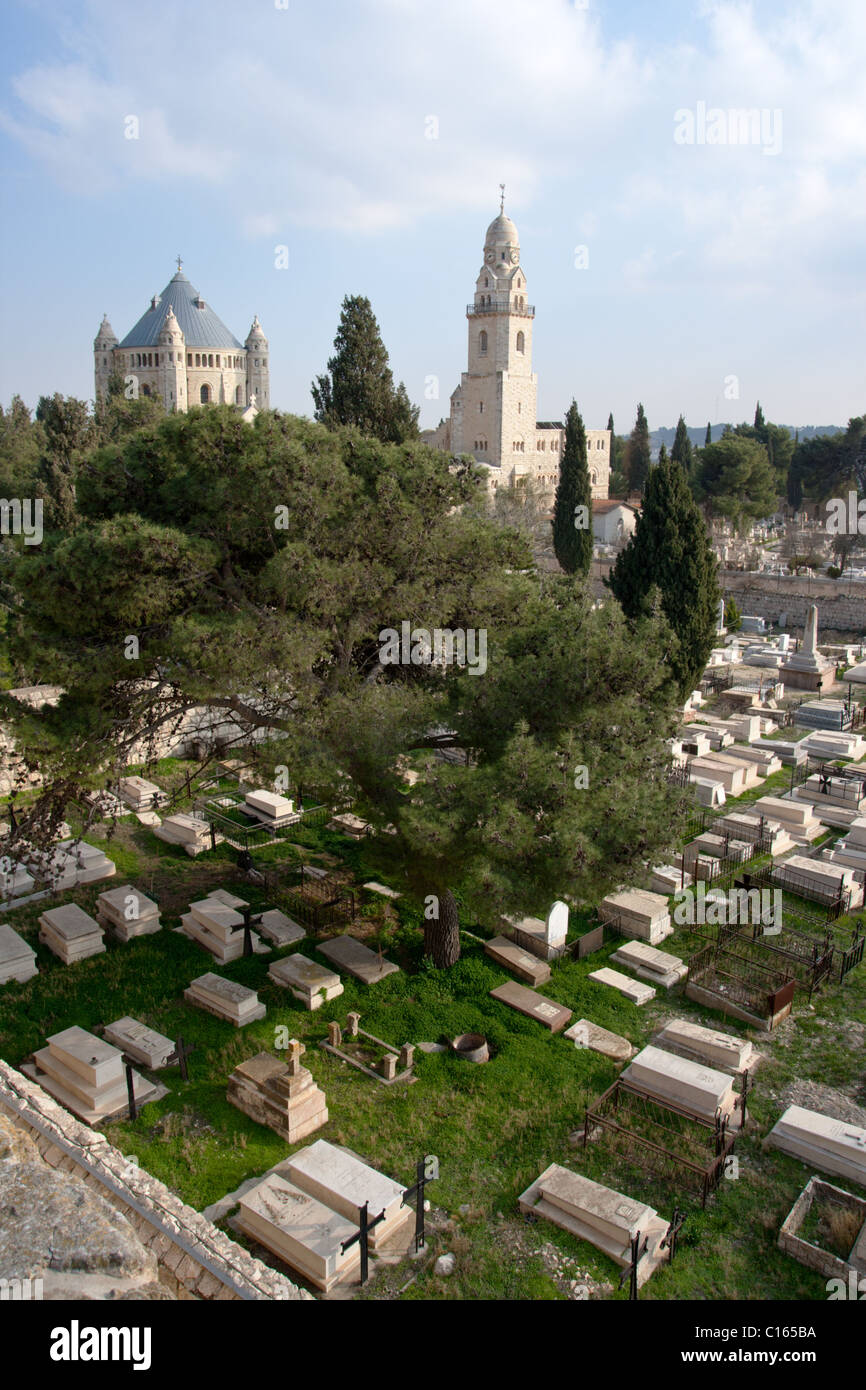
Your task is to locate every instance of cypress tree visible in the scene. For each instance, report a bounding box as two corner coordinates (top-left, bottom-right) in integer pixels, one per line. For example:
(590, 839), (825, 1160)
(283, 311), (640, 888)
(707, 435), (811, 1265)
(705, 421), (712, 447)
(671, 414), (693, 479)
(624, 402), (651, 494)
(606, 452), (720, 695)
(312, 295), (419, 442)
(553, 401), (592, 575)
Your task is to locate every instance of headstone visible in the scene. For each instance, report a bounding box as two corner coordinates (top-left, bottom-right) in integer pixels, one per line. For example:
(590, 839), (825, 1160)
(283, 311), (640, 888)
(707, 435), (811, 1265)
(268, 953), (343, 1010)
(96, 884), (161, 942)
(256, 909), (305, 948)
(587, 967), (655, 1006)
(327, 1021), (342, 1048)
(484, 935), (551, 985)
(285, 1140), (412, 1251)
(102, 1017), (175, 1070)
(227, 1050), (328, 1143)
(183, 972), (266, 1027)
(22, 1025), (162, 1124)
(118, 776), (166, 811)
(179, 891), (268, 963)
(767, 1106), (866, 1186)
(0, 923), (38, 983)
(597, 889), (672, 944)
(235, 1172), (359, 1292)
(518, 1164), (669, 1285)
(153, 813), (213, 856)
(362, 881), (401, 900)
(563, 1019), (635, 1062)
(346, 1011), (361, 1037)
(382, 1054), (397, 1082)
(398, 1044), (415, 1070)
(37, 904), (106, 964)
(546, 901), (568, 950)
(328, 813), (370, 839)
(622, 1045), (737, 1122)
(489, 980), (572, 1032)
(318, 934), (399, 984)
(244, 789), (300, 826)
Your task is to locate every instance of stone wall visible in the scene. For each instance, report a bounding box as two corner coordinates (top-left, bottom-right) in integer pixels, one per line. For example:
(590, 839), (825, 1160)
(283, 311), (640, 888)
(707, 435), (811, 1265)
(718, 572), (866, 635)
(0, 1061), (312, 1301)
(778, 1176), (866, 1283)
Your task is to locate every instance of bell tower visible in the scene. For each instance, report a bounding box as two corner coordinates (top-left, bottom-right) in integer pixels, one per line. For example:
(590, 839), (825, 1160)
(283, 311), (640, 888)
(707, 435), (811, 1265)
(455, 191), (537, 478)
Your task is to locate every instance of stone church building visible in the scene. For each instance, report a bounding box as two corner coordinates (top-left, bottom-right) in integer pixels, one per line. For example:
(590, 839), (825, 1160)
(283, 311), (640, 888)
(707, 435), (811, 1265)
(422, 202), (610, 500)
(93, 261), (269, 413)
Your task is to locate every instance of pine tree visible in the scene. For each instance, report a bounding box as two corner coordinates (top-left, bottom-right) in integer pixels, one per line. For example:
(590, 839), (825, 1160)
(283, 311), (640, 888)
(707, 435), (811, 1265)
(312, 295), (419, 443)
(606, 452), (720, 695)
(754, 401), (766, 435)
(553, 401), (593, 575)
(624, 403), (651, 494)
(671, 414), (693, 479)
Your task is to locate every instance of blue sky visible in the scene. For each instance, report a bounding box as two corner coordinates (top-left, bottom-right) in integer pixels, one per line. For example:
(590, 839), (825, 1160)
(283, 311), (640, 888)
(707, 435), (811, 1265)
(0, 0), (863, 433)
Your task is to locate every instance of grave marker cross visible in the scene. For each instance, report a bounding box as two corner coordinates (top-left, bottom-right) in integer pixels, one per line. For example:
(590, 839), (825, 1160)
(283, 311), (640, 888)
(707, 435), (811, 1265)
(166, 1035), (196, 1082)
(122, 1055), (138, 1121)
(400, 1157), (432, 1252)
(240, 905), (264, 957)
(340, 1201), (385, 1285)
(618, 1229), (649, 1302)
(660, 1205), (686, 1264)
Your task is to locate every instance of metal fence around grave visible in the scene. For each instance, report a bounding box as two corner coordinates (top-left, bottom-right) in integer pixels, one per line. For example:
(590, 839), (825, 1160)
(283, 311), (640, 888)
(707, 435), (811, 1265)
(584, 1080), (736, 1209)
(282, 874), (356, 932)
(704, 914), (834, 1002)
(741, 861), (852, 924)
(687, 939), (796, 1023)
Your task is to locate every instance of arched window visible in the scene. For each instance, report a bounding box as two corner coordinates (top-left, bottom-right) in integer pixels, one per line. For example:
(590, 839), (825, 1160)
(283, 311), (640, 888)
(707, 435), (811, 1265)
(479, 330), (487, 354)
(484, 278), (489, 288)
(235, 385), (243, 405)
(200, 384), (211, 404)
(590, 469), (597, 486)
(141, 384), (151, 397)
(188, 353), (193, 366)
(516, 331), (525, 354)
(208, 354), (214, 368)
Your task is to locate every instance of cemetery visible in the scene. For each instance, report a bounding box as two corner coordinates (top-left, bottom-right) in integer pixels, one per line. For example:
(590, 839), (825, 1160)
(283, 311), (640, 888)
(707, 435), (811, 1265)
(0, 689), (865, 1303)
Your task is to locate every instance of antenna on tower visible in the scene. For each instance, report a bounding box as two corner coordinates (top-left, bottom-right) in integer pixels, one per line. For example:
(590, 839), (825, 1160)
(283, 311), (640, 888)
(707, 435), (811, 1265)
(499, 183), (505, 213)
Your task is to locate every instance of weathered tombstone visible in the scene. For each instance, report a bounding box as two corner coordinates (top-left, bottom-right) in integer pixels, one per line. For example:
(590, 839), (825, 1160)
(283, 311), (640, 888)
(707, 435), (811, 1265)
(398, 1044), (415, 1070)
(327, 1021), (342, 1048)
(346, 1011), (361, 1038)
(382, 1054), (397, 1082)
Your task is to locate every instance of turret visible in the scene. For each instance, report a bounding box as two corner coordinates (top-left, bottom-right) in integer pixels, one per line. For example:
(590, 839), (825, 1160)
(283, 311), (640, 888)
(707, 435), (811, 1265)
(93, 314), (118, 401)
(158, 306), (187, 413)
(245, 315), (269, 409)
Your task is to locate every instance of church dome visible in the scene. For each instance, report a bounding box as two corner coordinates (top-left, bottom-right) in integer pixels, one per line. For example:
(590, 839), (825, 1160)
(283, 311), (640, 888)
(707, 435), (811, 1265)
(119, 267), (243, 350)
(484, 213), (519, 248)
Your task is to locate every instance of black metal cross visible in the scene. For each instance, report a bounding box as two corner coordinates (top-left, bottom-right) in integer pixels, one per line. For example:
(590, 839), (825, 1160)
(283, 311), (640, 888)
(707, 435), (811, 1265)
(240, 905), (265, 958)
(739, 1067), (754, 1126)
(123, 1056), (138, 1121)
(340, 1202), (385, 1285)
(400, 1157), (432, 1252)
(166, 1035), (196, 1082)
(618, 1229), (649, 1302)
(660, 1206), (686, 1264)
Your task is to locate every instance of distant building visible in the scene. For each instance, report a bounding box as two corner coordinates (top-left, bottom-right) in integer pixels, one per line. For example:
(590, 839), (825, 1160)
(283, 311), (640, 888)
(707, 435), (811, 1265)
(94, 260), (268, 414)
(592, 500), (637, 545)
(422, 199), (609, 501)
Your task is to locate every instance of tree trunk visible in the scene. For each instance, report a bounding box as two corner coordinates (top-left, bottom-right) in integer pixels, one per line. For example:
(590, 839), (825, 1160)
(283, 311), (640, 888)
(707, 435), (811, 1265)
(423, 888), (461, 968)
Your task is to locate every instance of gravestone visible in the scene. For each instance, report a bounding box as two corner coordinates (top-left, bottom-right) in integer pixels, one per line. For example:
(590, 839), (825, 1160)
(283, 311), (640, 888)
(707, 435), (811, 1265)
(227, 1047), (328, 1143)
(179, 891), (269, 963)
(767, 1106), (866, 1186)
(102, 1017), (175, 1070)
(0, 923), (38, 984)
(183, 972), (266, 1026)
(256, 909), (305, 948)
(484, 935), (551, 985)
(622, 1045), (737, 1122)
(489, 981), (572, 1032)
(318, 934), (399, 984)
(501, 899), (569, 961)
(153, 813), (213, 855)
(285, 1140), (412, 1250)
(22, 1025), (163, 1124)
(244, 790), (300, 827)
(655, 1019), (754, 1076)
(611, 941), (687, 989)
(596, 890), (672, 944)
(96, 885), (161, 942)
(235, 1172), (359, 1292)
(37, 904), (105, 965)
(563, 1019), (634, 1062)
(268, 953), (343, 1010)
(587, 967), (655, 1006)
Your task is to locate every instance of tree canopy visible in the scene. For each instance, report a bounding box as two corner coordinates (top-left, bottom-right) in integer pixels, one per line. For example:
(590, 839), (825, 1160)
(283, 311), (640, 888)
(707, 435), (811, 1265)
(552, 401), (592, 575)
(312, 295), (419, 443)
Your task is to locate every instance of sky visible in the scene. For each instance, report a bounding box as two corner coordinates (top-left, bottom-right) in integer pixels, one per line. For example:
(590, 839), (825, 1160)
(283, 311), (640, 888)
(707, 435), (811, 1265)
(0, 0), (863, 434)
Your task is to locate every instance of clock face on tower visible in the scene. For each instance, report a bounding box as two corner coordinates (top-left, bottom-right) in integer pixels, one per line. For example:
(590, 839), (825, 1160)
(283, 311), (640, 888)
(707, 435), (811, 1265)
(510, 249), (519, 264)
(485, 250), (495, 264)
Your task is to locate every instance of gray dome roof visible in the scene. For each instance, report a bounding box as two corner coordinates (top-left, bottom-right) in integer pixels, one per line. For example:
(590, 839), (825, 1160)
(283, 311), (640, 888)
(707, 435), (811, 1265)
(119, 270), (243, 350)
(484, 213), (519, 247)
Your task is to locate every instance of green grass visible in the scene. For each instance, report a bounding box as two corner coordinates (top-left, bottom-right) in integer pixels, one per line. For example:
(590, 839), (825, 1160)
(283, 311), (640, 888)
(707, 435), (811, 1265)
(1, 812), (864, 1302)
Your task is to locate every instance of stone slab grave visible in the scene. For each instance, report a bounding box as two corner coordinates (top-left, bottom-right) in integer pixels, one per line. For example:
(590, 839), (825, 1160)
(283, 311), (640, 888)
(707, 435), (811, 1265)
(622, 1045), (738, 1124)
(234, 1171), (359, 1292)
(118, 775), (167, 811)
(102, 1016), (176, 1070)
(489, 980), (572, 1032)
(767, 1105), (866, 1186)
(588, 967), (655, 1006)
(320, 1014), (415, 1084)
(654, 1018), (755, 1077)
(650, 865), (691, 894)
(691, 776), (726, 809)
(268, 953), (343, 1010)
(0, 922), (38, 983)
(362, 881), (402, 901)
(0, 861), (37, 901)
(610, 940), (687, 990)
(328, 812), (370, 839)
(688, 756), (747, 795)
(244, 789), (301, 828)
(227, 1043), (328, 1144)
(179, 889), (270, 963)
(714, 811), (795, 857)
(796, 772), (866, 814)
(255, 909), (305, 949)
(710, 752), (765, 789)
(184, 972), (266, 1027)
(484, 934), (551, 986)
(691, 832), (750, 864)
(597, 889), (672, 945)
(563, 1019), (635, 1063)
(56, 840), (116, 886)
(286, 1140), (412, 1252)
(22, 1025), (164, 1125)
(772, 854), (864, 908)
(501, 900), (569, 962)
(753, 795), (823, 842)
(96, 884), (161, 942)
(153, 812), (215, 856)
(518, 1165), (669, 1286)
(37, 903), (106, 964)
(317, 934), (399, 985)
